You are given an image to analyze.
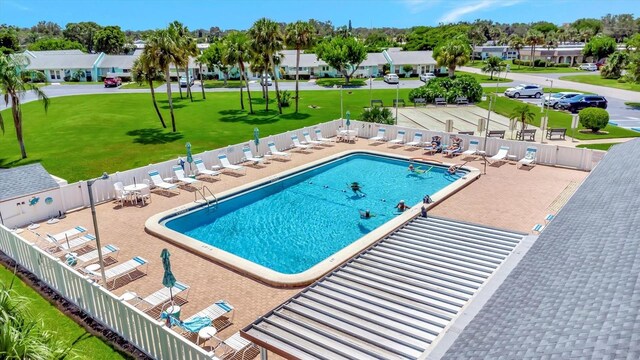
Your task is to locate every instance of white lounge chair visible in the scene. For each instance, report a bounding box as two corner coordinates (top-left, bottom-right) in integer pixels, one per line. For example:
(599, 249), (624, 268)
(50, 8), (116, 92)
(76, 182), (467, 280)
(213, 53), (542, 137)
(75, 244), (119, 266)
(172, 165), (202, 187)
(406, 132), (423, 147)
(518, 147), (537, 168)
(217, 154), (246, 174)
(193, 158), (220, 178)
(182, 300), (235, 333)
(47, 226), (87, 243)
(462, 140), (480, 156)
(314, 129), (332, 143)
(388, 130), (406, 145)
(267, 142), (290, 159)
(136, 281), (190, 311)
(369, 128), (386, 142)
(91, 256), (148, 289)
(217, 332), (258, 360)
(302, 131), (323, 147)
(489, 146), (510, 163)
(291, 135), (311, 150)
(242, 147), (264, 164)
(148, 170), (179, 194)
(42, 233), (96, 253)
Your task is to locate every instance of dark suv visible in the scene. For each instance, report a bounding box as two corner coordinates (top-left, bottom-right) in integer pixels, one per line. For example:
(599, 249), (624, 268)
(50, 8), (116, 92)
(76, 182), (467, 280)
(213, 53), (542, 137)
(558, 95), (607, 113)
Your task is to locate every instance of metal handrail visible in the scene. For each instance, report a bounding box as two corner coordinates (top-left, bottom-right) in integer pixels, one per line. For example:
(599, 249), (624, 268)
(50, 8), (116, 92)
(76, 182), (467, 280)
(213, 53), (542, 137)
(193, 185), (218, 211)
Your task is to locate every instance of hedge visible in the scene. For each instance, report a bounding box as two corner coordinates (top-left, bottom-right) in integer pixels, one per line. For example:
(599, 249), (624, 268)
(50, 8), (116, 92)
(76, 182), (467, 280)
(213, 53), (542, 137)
(408, 75), (482, 104)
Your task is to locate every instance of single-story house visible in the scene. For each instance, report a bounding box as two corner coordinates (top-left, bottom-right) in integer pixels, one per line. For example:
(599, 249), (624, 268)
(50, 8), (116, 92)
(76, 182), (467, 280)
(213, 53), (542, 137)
(383, 49), (437, 77)
(18, 50), (103, 82)
(473, 46), (518, 60)
(97, 54), (140, 79)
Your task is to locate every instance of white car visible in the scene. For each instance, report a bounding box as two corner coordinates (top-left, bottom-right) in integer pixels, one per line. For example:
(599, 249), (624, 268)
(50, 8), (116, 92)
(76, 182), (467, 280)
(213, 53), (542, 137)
(260, 75), (272, 86)
(179, 76), (194, 87)
(543, 92), (583, 109)
(579, 63), (597, 71)
(504, 84), (544, 98)
(419, 73), (436, 82)
(384, 73), (399, 84)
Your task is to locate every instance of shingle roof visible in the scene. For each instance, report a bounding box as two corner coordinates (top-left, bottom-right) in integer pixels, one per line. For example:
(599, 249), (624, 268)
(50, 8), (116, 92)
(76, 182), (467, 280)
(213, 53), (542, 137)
(443, 139), (640, 359)
(25, 53), (101, 70)
(28, 50), (85, 56)
(280, 53), (327, 68)
(0, 163), (59, 202)
(387, 51), (435, 65)
(99, 54), (139, 69)
(360, 52), (387, 67)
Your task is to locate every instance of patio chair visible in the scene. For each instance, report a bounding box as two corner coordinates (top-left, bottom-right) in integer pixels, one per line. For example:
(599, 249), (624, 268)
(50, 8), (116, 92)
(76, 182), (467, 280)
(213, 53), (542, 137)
(216, 332), (259, 360)
(75, 244), (119, 266)
(41, 233), (96, 254)
(47, 226), (87, 243)
(267, 142), (290, 159)
(113, 182), (132, 207)
(173, 165), (202, 188)
(314, 129), (332, 143)
(406, 132), (423, 147)
(137, 185), (152, 204)
(517, 147), (538, 168)
(217, 154), (246, 174)
(181, 300), (235, 333)
(443, 141), (464, 157)
(193, 158), (220, 179)
(242, 147), (264, 164)
(489, 146), (510, 163)
(302, 131), (323, 147)
(148, 170), (179, 194)
(462, 140), (480, 157)
(92, 256), (148, 289)
(291, 135), (311, 151)
(423, 136), (442, 154)
(388, 130), (406, 145)
(136, 281), (190, 312)
(369, 128), (386, 143)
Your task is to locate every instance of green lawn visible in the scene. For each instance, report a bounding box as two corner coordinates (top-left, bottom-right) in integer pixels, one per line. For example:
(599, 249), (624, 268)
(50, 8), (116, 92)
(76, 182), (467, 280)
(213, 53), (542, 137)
(0, 88), (413, 182)
(0, 265), (129, 359)
(315, 78), (366, 87)
(576, 143), (620, 151)
(558, 75), (640, 92)
(625, 102), (640, 109)
(467, 60), (582, 73)
(456, 71), (512, 83)
(203, 80), (246, 88)
(120, 81), (165, 89)
(476, 95), (640, 140)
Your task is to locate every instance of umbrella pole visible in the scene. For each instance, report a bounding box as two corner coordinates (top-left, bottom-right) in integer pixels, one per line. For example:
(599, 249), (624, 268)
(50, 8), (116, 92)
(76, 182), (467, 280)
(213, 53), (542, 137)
(169, 287), (174, 306)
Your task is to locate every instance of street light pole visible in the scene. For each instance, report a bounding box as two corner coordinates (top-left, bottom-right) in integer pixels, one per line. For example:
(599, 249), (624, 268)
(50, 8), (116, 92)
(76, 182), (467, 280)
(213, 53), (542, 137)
(395, 81), (399, 125)
(542, 78), (553, 144)
(87, 172), (109, 285)
(340, 85), (344, 125)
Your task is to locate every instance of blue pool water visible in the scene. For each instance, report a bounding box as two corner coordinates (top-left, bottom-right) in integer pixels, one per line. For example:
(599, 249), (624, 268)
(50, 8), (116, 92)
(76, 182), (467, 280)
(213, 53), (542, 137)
(164, 153), (463, 274)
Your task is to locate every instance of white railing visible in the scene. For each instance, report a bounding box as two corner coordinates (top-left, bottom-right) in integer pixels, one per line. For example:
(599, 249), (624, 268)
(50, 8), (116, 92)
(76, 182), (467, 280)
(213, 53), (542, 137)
(0, 225), (213, 360)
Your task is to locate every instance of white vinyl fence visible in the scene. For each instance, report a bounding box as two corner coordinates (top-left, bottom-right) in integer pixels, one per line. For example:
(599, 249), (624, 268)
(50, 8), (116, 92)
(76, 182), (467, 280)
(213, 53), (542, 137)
(0, 225), (214, 360)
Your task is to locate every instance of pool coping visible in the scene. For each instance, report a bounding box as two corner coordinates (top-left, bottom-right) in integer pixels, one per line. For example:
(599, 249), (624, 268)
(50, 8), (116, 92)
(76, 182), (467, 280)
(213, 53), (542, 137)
(145, 149), (481, 287)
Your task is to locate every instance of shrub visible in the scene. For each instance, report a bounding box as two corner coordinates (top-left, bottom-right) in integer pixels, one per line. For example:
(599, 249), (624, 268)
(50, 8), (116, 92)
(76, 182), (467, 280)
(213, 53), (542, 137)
(579, 107), (609, 133)
(360, 107), (394, 124)
(279, 90), (291, 107)
(555, 63), (570, 68)
(315, 78), (366, 87)
(408, 74), (482, 104)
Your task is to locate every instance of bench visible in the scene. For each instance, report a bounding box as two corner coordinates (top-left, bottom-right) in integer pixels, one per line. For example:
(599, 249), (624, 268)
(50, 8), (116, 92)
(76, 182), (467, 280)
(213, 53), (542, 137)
(370, 99), (383, 107)
(516, 129), (537, 141)
(487, 130), (505, 139)
(393, 99), (405, 107)
(455, 96), (469, 105)
(413, 98), (427, 107)
(434, 97), (447, 106)
(458, 131), (474, 135)
(546, 128), (567, 140)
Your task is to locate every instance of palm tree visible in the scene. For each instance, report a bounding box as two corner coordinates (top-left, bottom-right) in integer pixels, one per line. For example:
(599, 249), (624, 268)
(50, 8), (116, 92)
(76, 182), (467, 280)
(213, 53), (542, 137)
(580, 28), (594, 43)
(225, 31), (254, 113)
(132, 52), (166, 128)
(169, 21), (197, 102)
(146, 29), (179, 132)
(195, 54), (206, 100)
(543, 33), (558, 67)
(0, 54), (49, 159)
(433, 38), (471, 77)
(249, 18), (284, 114)
(525, 30), (544, 68)
(249, 52), (270, 108)
(509, 104), (536, 131)
(285, 21), (315, 113)
(482, 56), (503, 80)
(508, 34), (525, 69)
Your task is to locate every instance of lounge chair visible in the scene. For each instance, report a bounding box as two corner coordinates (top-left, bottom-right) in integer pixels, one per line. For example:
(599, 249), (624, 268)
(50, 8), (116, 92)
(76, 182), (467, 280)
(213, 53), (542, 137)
(92, 256), (148, 289)
(406, 132), (423, 147)
(517, 147), (537, 168)
(217, 154), (246, 174)
(173, 166), (202, 188)
(47, 226), (86, 243)
(443, 142), (463, 157)
(148, 170), (179, 194)
(489, 146), (510, 163)
(182, 300), (235, 333)
(217, 332), (258, 360)
(41, 233), (96, 254)
(75, 244), (119, 266)
(462, 140), (480, 157)
(193, 158), (220, 179)
(291, 135), (311, 151)
(302, 131), (323, 147)
(136, 281), (190, 312)
(369, 128), (386, 143)
(242, 147), (264, 164)
(267, 141), (290, 159)
(314, 129), (332, 143)
(388, 130), (406, 145)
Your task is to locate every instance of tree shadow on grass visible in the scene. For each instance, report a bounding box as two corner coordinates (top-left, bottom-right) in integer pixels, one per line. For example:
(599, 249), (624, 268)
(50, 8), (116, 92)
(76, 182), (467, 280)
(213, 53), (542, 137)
(126, 128), (183, 145)
(0, 158), (42, 168)
(218, 109), (283, 125)
(280, 112), (311, 120)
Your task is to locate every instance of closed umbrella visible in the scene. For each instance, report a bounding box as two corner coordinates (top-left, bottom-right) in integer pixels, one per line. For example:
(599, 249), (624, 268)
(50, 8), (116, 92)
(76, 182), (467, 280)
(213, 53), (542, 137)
(253, 128), (260, 156)
(160, 248), (177, 304)
(185, 142), (193, 174)
(346, 111), (351, 131)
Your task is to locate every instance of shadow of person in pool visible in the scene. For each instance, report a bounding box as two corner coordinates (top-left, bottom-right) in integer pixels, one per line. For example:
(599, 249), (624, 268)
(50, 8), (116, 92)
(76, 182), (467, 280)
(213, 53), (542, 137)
(357, 223), (371, 234)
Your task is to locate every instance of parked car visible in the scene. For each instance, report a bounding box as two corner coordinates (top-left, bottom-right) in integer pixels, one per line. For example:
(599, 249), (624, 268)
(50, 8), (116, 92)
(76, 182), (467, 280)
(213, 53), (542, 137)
(384, 73), (400, 84)
(419, 73), (436, 82)
(558, 94), (608, 113)
(179, 76), (194, 87)
(579, 63), (598, 71)
(595, 59), (606, 70)
(543, 92), (583, 109)
(260, 75), (272, 86)
(103, 76), (122, 88)
(504, 84), (544, 98)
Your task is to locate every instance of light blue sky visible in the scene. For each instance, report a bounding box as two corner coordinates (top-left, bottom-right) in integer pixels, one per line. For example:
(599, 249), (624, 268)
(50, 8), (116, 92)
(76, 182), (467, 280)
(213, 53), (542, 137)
(1, 0), (638, 30)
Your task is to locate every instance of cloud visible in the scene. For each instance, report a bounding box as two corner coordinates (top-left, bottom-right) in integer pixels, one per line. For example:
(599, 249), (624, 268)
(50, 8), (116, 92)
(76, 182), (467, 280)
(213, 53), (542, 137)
(402, 0), (442, 14)
(439, 0), (522, 23)
(4, 0), (30, 11)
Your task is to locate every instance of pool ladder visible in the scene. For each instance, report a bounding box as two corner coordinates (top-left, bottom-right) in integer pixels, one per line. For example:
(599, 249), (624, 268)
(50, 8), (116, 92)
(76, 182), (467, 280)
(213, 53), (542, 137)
(194, 186), (218, 212)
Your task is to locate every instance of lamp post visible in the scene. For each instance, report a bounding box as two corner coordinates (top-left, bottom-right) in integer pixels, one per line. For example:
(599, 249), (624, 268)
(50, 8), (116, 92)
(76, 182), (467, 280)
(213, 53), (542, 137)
(482, 93), (494, 175)
(369, 69), (373, 106)
(542, 78), (553, 144)
(340, 85), (344, 125)
(395, 81), (400, 125)
(87, 172), (109, 285)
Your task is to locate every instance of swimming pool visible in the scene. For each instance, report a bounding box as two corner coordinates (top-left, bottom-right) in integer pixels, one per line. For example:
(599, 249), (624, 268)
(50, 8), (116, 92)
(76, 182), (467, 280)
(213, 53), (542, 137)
(147, 151), (479, 286)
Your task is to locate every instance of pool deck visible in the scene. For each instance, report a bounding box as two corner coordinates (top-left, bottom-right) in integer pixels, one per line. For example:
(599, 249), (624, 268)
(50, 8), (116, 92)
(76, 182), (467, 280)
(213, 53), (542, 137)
(19, 139), (589, 353)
